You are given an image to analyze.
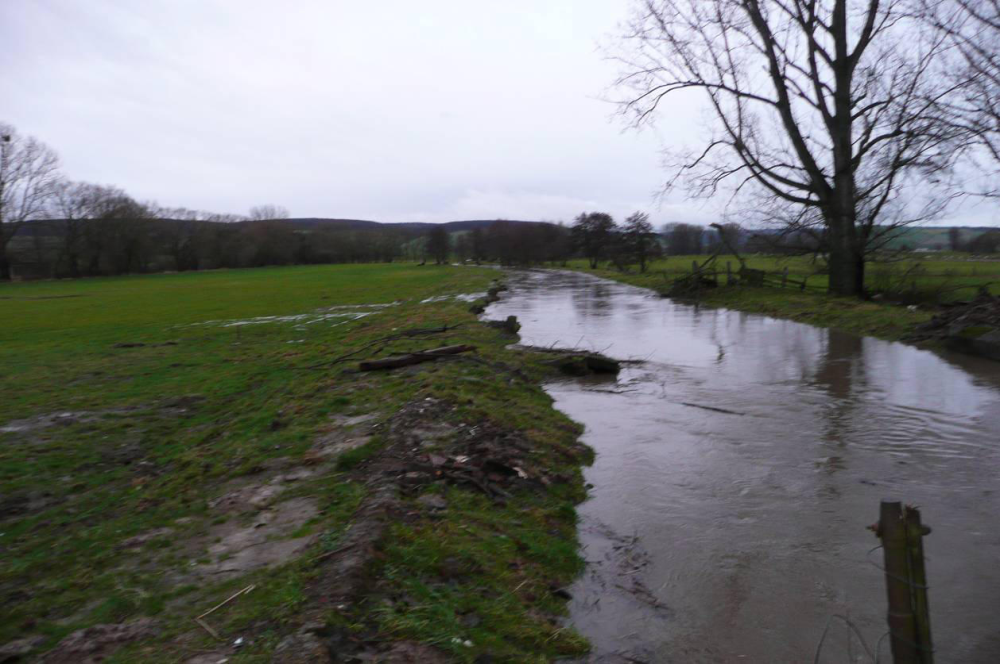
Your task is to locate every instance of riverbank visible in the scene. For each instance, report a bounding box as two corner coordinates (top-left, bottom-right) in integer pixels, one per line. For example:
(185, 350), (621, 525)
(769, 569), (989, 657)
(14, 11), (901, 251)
(0, 265), (592, 662)
(572, 263), (935, 343)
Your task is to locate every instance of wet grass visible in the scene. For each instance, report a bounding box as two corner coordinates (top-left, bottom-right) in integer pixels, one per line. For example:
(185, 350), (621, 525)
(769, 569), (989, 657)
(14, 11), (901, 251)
(567, 255), (1000, 342)
(570, 253), (1000, 301)
(375, 488), (588, 662)
(0, 264), (592, 662)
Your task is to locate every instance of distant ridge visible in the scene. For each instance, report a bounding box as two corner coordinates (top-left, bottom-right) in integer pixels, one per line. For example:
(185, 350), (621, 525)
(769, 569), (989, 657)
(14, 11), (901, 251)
(21, 218), (553, 239)
(275, 218), (549, 232)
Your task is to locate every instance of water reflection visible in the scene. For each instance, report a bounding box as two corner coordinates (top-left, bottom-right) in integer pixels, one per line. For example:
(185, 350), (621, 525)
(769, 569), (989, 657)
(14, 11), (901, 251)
(486, 270), (1000, 663)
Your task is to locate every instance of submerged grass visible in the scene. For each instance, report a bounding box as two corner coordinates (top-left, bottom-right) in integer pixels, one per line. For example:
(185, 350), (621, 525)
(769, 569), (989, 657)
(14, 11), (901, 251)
(0, 264), (592, 662)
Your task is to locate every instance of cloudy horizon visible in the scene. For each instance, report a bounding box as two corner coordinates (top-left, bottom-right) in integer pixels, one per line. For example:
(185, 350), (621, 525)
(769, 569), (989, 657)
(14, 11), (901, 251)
(3, 0), (998, 227)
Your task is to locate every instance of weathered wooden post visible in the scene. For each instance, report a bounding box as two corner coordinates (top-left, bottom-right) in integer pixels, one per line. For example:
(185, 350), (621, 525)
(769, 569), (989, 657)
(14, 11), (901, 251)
(905, 506), (933, 663)
(781, 266), (789, 288)
(726, 261), (732, 285)
(874, 500), (933, 664)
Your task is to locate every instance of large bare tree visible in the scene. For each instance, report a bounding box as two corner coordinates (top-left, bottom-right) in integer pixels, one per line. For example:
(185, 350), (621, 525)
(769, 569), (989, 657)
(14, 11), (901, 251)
(614, 0), (967, 295)
(923, 0), (1000, 193)
(0, 123), (60, 279)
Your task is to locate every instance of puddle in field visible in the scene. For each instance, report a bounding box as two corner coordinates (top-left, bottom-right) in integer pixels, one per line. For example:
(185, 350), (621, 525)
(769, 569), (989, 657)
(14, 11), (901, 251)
(187, 303), (397, 329)
(485, 269), (1000, 664)
(189, 293), (483, 330)
(419, 292), (486, 304)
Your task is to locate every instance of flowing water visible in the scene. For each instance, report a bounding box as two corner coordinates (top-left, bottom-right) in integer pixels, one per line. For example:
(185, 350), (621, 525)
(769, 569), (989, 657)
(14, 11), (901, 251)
(485, 269), (1000, 663)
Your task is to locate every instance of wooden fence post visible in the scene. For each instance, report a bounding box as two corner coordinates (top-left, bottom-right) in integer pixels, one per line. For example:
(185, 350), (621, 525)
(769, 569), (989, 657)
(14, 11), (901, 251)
(877, 500), (922, 664)
(781, 266), (789, 288)
(905, 506), (933, 663)
(726, 261), (732, 285)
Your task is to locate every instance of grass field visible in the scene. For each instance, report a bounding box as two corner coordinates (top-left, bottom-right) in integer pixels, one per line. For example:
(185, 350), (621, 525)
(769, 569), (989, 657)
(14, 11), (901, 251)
(573, 254), (1000, 301)
(0, 265), (592, 662)
(568, 254), (1000, 341)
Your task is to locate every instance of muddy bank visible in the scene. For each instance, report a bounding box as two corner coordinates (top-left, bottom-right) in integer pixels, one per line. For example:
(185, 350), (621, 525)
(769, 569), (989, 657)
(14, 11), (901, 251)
(908, 293), (1000, 360)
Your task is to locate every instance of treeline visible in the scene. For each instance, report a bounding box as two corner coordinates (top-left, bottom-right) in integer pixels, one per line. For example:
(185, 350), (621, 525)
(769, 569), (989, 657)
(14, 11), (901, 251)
(422, 221), (574, 267)
(0, 122), (418, 280)
(9, 203), (410, 280)
(434, 212), (674, 272)
(948, 228), (1000, 254)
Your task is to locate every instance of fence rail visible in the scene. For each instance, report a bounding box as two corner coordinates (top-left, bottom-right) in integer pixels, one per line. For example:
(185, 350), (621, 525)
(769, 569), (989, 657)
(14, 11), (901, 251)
(668, 259), (826, 295)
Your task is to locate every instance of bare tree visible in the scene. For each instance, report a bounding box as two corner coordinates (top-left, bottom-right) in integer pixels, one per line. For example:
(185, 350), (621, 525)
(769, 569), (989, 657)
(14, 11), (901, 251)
(922, 0), (1000, 193)
(614, 0), (967, 296)
(248, 204), (290, 221)
(470, 227), (486, 264)
(426, 225), (450, 265)
(709, 222), (744, 254)
(0, 123), (61, 279)
(622, 212), (659, 272)
(49, 180), (104, 277)
(667, 223), (704, 255)
(572, 212), (617, 268)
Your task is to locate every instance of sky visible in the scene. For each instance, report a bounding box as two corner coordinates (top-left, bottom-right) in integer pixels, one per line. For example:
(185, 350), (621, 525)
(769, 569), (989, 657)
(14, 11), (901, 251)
(2, 0), (997, 227)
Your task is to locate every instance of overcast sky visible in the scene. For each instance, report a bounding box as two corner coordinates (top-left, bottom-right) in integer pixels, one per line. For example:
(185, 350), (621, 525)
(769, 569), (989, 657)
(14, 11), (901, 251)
(3, 0), (997, 226)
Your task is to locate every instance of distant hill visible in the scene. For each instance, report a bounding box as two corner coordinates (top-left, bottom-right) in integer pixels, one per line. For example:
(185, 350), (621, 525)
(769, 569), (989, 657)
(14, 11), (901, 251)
(251, 218), (548, 232)
(18, 217), (552, 240)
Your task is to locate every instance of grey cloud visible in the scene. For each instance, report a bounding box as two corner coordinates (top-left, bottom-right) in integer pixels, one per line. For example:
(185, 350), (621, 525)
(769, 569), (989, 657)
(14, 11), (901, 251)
(2, 0), (995, 225)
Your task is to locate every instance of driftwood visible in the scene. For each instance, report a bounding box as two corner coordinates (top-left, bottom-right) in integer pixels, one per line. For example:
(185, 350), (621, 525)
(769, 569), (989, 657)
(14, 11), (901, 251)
(299, 324), (464, 371)
(358, 345), (475, 371)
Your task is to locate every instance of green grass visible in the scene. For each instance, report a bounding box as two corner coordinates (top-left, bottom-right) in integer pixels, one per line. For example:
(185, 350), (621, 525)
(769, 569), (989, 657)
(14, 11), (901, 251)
(565, 255), (1000, 341)
(569, 254), (1000, 302)
(0, 264), (591, 662)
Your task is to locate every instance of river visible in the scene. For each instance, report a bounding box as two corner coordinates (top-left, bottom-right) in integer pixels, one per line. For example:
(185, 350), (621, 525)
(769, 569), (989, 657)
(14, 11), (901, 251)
(485, 269), (1000, 663)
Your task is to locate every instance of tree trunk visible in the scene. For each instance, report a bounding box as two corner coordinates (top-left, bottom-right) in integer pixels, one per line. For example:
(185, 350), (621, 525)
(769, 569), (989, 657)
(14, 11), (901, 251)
(826, 205), (863, 297)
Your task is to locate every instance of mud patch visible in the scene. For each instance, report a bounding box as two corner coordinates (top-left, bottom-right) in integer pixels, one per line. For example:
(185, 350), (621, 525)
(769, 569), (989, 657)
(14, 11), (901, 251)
(209, 468), (316, 513)
(0, 411), (101, 434)
(0, 635), (45, 662)
(194, 497), (319, 578)
(38, 618), (158, 664)
(0, 491), (62, 522)
(307, 412), (379, 460)
(0, 396), (204, 436)
(119, 527), (174, 551)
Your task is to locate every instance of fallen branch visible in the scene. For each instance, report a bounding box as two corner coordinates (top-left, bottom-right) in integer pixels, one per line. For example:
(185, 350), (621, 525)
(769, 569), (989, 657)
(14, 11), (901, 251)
(309, 541), (359, 564)
(298, 324), (464, 370)
(194, 584), (256, 640)
(677, 402), (744, 416)
(358, 344), (475, 371)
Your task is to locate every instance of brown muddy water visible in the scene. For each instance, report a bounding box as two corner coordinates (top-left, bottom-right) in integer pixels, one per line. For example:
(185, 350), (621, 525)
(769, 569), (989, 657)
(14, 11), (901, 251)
(485, 269), (1000, 663)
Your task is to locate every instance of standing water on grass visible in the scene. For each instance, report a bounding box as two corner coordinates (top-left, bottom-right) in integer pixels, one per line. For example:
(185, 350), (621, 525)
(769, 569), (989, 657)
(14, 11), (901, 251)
(485, 270), (1000, 663)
